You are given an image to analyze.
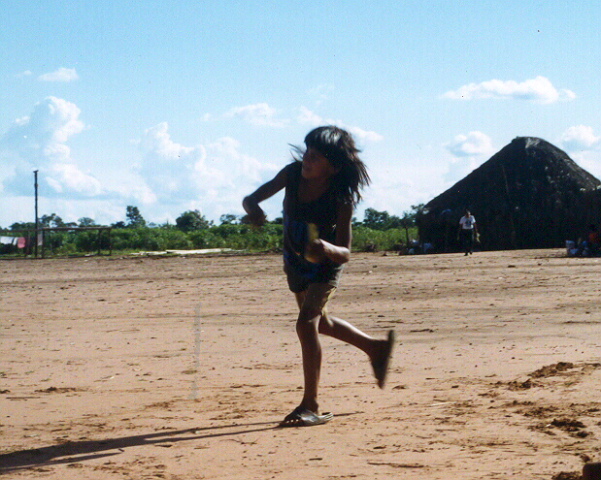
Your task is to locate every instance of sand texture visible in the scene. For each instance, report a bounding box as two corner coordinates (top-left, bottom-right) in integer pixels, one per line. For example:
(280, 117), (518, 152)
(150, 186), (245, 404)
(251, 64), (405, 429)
(1, 249), (601, 479)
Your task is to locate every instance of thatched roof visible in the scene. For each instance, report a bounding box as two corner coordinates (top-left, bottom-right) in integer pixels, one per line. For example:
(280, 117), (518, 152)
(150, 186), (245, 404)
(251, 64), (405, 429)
(583, 188), (601, 226)
(417, 137), (601, 251)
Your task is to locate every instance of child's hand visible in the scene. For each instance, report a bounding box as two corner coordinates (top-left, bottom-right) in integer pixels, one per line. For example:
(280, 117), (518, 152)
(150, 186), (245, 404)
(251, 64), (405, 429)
(247, 210), (267, 227)
(243, 196), (267, 227)
(243, 205), (267, 227)
(305, 239), (327, 264)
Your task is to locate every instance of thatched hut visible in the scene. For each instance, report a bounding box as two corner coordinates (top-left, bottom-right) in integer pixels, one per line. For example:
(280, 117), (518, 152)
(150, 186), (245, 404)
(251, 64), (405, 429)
(583, 188), (601, 228)
(417, 137), (601, 251)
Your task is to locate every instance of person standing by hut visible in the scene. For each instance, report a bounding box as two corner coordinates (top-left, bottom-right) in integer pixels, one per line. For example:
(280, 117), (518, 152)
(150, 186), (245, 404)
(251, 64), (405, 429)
(458, 209), (478, 255)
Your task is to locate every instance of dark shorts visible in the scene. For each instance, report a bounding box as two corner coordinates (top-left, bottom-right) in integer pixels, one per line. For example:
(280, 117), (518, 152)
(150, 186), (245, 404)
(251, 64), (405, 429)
(284, 262), (343, 293)
(295, 283), (337, 314)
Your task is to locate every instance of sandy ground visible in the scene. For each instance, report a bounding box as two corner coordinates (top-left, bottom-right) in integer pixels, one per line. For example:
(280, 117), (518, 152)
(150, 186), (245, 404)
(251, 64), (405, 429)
(1, 249), (601, 480)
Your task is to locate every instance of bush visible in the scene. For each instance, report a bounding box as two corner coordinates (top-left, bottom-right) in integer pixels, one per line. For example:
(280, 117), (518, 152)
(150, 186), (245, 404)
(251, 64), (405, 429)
(14, 222), (416, 256)
(188, 224), (283, 251)
(352, 226), (417, 252)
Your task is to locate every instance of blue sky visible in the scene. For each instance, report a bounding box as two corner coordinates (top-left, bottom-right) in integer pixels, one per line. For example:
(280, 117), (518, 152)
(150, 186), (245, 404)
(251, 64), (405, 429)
(1, 0), (600, 227)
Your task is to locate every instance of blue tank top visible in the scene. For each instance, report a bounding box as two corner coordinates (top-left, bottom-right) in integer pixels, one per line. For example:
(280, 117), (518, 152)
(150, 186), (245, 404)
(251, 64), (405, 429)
(282, 162), (343, 282)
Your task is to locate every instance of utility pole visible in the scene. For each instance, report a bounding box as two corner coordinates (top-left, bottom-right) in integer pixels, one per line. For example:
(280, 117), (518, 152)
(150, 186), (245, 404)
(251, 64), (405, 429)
(34, 170), (39, 257)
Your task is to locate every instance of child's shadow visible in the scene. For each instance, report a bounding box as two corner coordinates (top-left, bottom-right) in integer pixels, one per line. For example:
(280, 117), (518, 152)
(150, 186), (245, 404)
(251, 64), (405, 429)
(1, 412), (362, 473)
(0, 421), (278, 473)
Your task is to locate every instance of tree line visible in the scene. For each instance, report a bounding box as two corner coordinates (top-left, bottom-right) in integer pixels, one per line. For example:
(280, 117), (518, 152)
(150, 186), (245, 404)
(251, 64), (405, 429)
(1, 205), (423, 256)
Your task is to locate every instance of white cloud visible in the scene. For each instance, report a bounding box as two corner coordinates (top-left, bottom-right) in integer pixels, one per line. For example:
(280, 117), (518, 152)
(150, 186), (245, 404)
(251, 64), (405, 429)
(0, 97), (101, 198)
(15, 70), (32, 78)
(111, 176), (157, 205)
(2, 97), (85, 163)
(442, 76), (575, 104)
(139, 122), (200, 161)
(225, 103), (288, 127)
(38, 67), (79, 82)
(366, 168), (422, 213)
(561, 125), (600, 152)
(136, 123), (278, 220)
(298, 106), (323, 126)
(307, 84), (335, 106)
(46, 163), (102, 196)
(559, 127), (601, 180)
(138, 122), (207, 201)
(206, 136), (277, 185)
(347, 126), (384, 144)
(297, 106), (384, 144)
(442, 131), (494, 184)
(445, 131), (494, 157)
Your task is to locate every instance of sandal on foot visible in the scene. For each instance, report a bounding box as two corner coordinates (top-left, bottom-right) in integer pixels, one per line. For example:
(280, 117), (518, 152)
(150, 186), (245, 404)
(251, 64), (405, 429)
(279, 406), (333, 427)
(371, 330), (396, 389)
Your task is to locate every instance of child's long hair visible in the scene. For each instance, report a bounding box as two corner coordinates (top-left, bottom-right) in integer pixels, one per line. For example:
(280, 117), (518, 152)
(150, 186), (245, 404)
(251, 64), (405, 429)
(293, 125), (370, 206)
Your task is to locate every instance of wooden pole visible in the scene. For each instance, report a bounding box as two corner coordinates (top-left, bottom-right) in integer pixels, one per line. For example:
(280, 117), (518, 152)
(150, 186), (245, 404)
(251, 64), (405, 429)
(34, 170), (39, 258)
(501, 165), (517, 249)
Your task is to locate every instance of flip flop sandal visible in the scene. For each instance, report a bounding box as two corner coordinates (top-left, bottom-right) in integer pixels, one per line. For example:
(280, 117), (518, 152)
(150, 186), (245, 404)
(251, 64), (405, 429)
(371, 329), (396, 389)
(279, 406), (333, 427)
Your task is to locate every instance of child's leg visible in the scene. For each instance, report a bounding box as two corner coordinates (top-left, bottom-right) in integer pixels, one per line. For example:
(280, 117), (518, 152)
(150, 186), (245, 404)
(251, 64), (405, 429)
(294, 284), (395, 413)
(298, 284), (387, 358)
(318, 313), (395, 389)
(318, 314), (377, 355)
(293, 284), (334, 413)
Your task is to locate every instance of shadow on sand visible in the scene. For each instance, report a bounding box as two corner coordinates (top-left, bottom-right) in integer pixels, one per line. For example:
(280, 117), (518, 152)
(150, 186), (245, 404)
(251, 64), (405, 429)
(0, 412), (360, 473)
(0, 421), (278, 473)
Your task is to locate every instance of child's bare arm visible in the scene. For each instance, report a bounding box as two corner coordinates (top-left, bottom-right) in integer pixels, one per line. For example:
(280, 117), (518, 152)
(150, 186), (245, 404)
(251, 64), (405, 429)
(243, 166), (288, 226)
(307, 202), (353, 264)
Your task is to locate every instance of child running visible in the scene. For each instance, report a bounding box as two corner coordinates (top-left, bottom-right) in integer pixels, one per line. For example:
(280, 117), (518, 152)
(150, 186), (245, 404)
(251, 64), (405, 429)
(243, 125), (395, 427)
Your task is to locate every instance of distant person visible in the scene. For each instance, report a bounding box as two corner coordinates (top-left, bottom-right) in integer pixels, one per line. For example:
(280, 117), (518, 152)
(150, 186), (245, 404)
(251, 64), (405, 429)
(577, 224), (601, 256)
(458, 209), (478, 255)
(588, 225), (601, 255)
(243, 126), (395, 427)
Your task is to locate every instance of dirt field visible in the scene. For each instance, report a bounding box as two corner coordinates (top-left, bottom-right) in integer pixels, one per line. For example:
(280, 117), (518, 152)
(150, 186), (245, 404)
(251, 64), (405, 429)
(1, 249), (601, 479)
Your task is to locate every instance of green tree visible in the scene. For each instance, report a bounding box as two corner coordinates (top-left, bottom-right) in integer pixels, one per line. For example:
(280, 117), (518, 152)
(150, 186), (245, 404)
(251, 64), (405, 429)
(78, 217), (97, 227)
(126, 206), (146, 228)
(411, 203), (425, 216)
(363, 208), (402, 230)
(175, 210), (212, 232)
(363, 208), (388, 229)
(40, 213), (66, 228)
(9, 221), (35, 231)
(399, 211), (417, 246)
(219, 213), (239, 225)
(397, 204), (425, 247)
(157, 221), (175, 229)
